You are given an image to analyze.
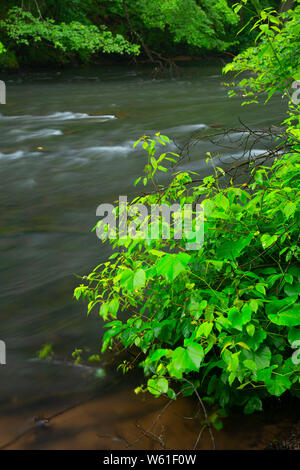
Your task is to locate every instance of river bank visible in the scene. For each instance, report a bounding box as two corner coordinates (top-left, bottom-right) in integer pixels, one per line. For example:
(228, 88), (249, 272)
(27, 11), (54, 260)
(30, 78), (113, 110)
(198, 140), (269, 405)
(0, 376), (298, 450)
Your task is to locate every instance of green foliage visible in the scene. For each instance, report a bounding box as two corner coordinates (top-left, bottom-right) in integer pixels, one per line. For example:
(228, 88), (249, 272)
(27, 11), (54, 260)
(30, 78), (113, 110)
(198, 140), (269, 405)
(75, 4), (300, 416)
(0, 6), (139, 62)
(75, 138), (300, 413)
(37, 343), (54, 360)
(0, 1), (288, 66)
(123, 0), (240, 51)
(0, 41), (5, 54)
(223, 1), (300, 104)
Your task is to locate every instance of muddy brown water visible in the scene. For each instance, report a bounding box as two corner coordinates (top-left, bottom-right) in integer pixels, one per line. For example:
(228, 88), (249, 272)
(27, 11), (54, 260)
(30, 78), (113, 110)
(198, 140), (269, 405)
(0, 377), (298, 450)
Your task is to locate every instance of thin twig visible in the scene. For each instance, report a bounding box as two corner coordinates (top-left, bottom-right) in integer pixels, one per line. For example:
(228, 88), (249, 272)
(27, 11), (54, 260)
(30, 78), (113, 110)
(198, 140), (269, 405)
(179, 377), (216, 450)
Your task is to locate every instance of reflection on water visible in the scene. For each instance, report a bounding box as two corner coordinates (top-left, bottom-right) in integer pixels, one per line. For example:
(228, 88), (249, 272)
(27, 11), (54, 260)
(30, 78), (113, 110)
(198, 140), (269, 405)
(0, 64), (287, 434)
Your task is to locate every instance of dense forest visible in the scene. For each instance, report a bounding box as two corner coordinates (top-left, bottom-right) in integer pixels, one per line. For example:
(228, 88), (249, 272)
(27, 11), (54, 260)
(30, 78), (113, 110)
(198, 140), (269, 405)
(0, 0), (293, 68)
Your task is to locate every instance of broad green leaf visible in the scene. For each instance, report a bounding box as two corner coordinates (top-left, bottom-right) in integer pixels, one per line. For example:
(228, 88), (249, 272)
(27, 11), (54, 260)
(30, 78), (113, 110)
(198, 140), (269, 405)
(147, 349), (171, 363)
(243, 329), (267, 351)
(156, 254), (190, 282)
(228, 306), (250, 330)
(266, 295), (298, 316)
(261, 233), (278, 249)
(255, 283), (266, 295)
(196, 322), (213, 338)
(147, 377), (168, 396)
(186, 342), (204, 370)
(216, 234), (253, 260)
(288, 328), (300, 345)
(120, 268), (134, 291)
(249, 299), (259, 313)
(243, 359), (257, 371)
(265, 375), (291, 396)
(254, 346), (271, 370)
(133, 269), (146, 290)
(170, 347), (195, 376)
(283, 202), (296, 219)
(268, 304), (300, 326)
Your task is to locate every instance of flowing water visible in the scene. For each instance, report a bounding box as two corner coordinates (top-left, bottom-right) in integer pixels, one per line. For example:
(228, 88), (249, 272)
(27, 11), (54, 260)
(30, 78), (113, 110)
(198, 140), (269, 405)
(0, 63), (292, 448)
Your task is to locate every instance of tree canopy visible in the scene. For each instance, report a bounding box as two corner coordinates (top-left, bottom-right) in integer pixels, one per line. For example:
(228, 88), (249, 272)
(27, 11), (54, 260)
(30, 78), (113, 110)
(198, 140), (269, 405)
(0, 0), (284, 68)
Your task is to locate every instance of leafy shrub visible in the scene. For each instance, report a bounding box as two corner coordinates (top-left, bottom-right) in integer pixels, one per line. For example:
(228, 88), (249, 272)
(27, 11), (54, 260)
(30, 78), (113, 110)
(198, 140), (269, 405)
(223, 2), (300, 104)
(75, 3), (300, 418)
(75, 129), (299, 416)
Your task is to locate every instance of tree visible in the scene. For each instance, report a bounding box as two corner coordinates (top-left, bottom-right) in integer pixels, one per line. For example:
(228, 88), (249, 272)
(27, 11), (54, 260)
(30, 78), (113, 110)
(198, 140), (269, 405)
(0, 4), (139, 66)
(0, 0), (246, 67)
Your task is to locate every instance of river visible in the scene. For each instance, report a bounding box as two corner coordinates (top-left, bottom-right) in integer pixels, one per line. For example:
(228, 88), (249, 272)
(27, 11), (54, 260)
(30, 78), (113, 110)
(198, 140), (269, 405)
(0, 62), (292, 449)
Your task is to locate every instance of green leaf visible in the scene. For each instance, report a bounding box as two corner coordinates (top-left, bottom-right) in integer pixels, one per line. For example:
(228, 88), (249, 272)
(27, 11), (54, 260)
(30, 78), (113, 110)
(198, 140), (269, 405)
(288, 328), (300, 345)
(292, 72), (300, 81)
(244, 329), (267, 351)
(246, 324), (255, 337)
(147, 348), (171, 363)
(100, 302), (109, 320)
(244, 397), (263, 414)
(249, 299), (259, 313)
(215, 193), (229, 211)
(241, 304), (252, 324)
(254, 346), (271, 370)
(149, 249), (166, 257)
(283, 202), (296, 219)
(108, 298), (119, 317)
(133, 269), (146, 290)
(223, 350), (240, 373)
(134, 177), (142, 187)
(169, 347), (195, 377)
(196, 322), (213, 338)
(120, 268), (134, 291)
(150, 157), (157, 169)
(186, 342), (204, 370)
(188, 296), (207, 320)
(261, 234), (278, 249)
(266, 296), (298, 316)
(268, 304), (300, 326)
(147, 377), (168, 397)
(265, 375), (291, 396)
(216, 234), (253, 260)
(255, 283), (266, 295)
(228, 306), (250, 331)
(243, 359), (257, 371)
(156, 254), (190, 282)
